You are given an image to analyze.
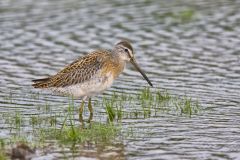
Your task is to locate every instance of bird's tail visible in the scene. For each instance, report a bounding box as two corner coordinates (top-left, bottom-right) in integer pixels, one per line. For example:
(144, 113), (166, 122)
(32, 77), (51, 88)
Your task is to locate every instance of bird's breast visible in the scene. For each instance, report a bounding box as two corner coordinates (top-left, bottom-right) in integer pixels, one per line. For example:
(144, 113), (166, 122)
(101, 60), (125, 79)
(79, 72), (114, 96)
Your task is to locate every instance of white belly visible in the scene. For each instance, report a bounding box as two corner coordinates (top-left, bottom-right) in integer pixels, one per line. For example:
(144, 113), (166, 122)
(52, 72), (114, 98)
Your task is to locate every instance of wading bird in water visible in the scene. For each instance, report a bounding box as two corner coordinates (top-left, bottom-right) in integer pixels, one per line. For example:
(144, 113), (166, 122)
(32, 40), (153, 122)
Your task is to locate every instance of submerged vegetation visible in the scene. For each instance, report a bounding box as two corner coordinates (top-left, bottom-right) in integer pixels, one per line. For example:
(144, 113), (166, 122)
(0, 139), (7, 160)
(52, 122), (120, 144)
(0, 87), (200, 159)
(103, 87), (199, 120)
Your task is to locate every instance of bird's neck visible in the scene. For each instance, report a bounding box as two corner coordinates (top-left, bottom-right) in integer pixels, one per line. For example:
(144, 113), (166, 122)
(110, 51), (126, 79)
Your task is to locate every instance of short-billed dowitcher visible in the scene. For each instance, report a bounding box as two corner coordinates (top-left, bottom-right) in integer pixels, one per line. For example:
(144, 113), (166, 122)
(32, 40), (153, 121)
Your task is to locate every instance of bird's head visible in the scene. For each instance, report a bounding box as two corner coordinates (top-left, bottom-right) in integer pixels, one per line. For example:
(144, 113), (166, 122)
(113, 40), (153, 87)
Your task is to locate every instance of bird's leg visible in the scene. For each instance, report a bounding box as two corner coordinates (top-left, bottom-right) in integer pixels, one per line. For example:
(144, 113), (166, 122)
(87, 98), (93, 123)
(88, 98), (93, 114)
(79, 100), (84, 124)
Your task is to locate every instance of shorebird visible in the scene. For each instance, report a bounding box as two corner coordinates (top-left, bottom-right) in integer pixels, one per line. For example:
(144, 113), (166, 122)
(32, 40), (153, 121)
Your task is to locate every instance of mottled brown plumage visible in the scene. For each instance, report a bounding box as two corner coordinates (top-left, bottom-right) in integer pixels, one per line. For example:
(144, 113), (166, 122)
(32, 50), (112, 88)
(32, 40), (152, 123)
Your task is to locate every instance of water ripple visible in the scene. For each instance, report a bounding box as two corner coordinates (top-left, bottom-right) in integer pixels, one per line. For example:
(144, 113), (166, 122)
(0, 0), (240, 159)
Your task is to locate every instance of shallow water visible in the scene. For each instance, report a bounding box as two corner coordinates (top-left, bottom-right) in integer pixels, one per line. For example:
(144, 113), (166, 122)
(0, 0), (240, 159)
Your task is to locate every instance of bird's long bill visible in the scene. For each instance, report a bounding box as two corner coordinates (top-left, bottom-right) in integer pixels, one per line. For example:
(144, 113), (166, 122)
(130, 59), (153, 87)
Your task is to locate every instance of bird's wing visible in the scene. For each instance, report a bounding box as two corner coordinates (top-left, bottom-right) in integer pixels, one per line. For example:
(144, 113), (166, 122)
(33, 50), (112, 88)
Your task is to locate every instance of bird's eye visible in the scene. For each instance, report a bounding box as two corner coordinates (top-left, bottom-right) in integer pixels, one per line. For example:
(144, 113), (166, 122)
(124, 48), (129, 53)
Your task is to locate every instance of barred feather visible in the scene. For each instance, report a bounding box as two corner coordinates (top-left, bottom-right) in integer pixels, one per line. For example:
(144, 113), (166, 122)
(32, 50), (112, 89)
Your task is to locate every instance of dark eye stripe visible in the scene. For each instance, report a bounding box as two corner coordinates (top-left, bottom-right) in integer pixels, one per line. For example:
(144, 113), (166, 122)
(124, 48), (132, 57)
